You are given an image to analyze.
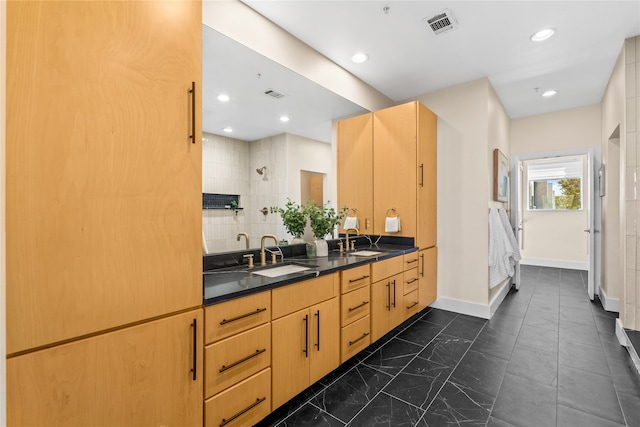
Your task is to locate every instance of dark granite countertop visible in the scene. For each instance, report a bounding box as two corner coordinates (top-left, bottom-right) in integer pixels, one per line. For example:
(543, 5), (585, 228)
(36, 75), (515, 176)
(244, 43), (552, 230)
(203, 243), (417, 305)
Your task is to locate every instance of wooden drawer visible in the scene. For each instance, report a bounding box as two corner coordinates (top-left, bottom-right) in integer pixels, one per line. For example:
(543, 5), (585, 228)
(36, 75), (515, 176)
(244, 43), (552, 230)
(403, 251), (419, 271)
(341, 285), (370, 326)
(205, 323), (271, 398)
(205, 291), (271, 344)
(403, 267), (419, 295)
(205, 368), (271, 427)
(403, 289), (420, 320)
(271, 273), (338, 319)
(370, 256), (403, 283)
(341, 264), (371, 294)
(341, 315), (370, 362)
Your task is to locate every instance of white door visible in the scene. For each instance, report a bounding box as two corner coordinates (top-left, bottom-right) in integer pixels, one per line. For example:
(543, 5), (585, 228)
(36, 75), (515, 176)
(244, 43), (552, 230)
(585, 150), (597, 300)
(511, 157), (523, 290)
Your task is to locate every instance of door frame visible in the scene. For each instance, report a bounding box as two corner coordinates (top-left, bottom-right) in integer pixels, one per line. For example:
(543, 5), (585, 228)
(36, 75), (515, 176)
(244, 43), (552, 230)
(510, 146), (602, 299)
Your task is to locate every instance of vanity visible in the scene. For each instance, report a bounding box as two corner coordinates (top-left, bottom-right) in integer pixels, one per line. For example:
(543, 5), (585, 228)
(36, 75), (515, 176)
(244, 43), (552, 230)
(202, 237), (436, 427)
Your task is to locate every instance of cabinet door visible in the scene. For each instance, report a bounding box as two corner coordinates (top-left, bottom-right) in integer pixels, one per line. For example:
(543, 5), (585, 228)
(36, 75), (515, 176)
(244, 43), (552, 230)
(271, 308), (311, 410)
(419, 247), (438, 309)
(309, 298), (340, 384)
(370, 278), (392, 342)
(388, 275), (405, 330)
(373, 102), (417, 238)
(338, 113), (374, 232)
(7, 0), (202, 354)
(7, 310), (203, 427)
(417, 103), (438, 249)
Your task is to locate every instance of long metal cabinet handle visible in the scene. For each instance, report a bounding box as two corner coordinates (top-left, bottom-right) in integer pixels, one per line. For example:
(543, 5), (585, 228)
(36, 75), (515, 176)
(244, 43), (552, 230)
(349, 275), (370, 283)
(392, 280), (397, 308)
(386, 283), (391, 311)
(220, 397), (266, 427)
(419, 163), (424, 187)
(303, 314), (309, 357)
(407, 301), (418, 310)
(315, 310), (320, 351)
(190, 319), (197, 381)
(348, 301), (370, 312)
(406, 259), (418, 265)
(420, 254), (425, 277)
(406, 278), (418, 284)
(189, 82), (196, 144)
(219, 348), (266, 372)
(349, 332), (370, 346)
(220, 307), (267, 325)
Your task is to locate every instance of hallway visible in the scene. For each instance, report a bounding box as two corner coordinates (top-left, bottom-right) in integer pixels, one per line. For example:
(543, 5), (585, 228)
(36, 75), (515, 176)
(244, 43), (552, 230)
(257, 266), (640, 426)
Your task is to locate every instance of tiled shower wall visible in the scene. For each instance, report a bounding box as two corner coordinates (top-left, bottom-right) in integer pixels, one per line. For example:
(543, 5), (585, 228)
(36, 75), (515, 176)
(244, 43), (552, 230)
(625, 36), (640, 330)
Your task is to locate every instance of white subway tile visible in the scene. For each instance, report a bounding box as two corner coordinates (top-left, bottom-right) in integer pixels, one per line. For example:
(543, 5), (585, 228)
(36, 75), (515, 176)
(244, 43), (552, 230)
(627, 98), (637, 132)
(627, 236), (637, 269)
(629, 269), (638, 304)
(627, 63), (637, 98)
(628, 201), (638, 235)
(625, 167), (638, 201)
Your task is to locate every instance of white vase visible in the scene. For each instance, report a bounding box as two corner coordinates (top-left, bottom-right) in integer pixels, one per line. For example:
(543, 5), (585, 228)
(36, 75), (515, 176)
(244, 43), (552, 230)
(315, 238), (328, 257)
(290, 236), (305, 245)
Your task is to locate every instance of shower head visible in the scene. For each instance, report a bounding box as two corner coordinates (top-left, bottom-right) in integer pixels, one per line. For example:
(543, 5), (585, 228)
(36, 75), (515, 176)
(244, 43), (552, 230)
(256, 166), (267, 175)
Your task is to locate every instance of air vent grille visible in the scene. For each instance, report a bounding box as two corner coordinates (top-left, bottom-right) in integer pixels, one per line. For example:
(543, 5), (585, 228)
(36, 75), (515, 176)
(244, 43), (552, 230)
(424, 9), (457, 35)
(264, 89), (285, 99)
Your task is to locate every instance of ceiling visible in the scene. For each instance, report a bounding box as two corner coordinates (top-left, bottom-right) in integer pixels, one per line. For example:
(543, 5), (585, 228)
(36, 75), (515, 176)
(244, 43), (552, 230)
(241, 0), (640, 119)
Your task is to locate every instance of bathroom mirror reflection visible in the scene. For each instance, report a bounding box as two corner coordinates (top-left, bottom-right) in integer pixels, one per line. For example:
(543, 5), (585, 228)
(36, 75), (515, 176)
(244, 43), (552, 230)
(202, 24), (367, 253)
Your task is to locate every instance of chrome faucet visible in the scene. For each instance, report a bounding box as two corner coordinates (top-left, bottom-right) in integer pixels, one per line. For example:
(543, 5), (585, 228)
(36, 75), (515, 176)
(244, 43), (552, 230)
(260, 234), (279, 266)
(236, 232), (249, 249)
(345, 228), (360, 251)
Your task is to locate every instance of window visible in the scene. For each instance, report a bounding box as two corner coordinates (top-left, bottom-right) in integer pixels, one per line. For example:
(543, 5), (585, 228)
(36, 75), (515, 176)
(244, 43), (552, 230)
(527, 157), (582, 210)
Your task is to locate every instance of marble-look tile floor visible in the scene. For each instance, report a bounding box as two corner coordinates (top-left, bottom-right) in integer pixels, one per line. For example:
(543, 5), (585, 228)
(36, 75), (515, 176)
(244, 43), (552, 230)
(256, 266), (640, 426)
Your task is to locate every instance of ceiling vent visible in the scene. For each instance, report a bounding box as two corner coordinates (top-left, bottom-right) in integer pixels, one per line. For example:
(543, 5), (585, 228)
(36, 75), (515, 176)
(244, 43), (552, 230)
(264, 89), (285, 99)
(423, 9), (458, 35)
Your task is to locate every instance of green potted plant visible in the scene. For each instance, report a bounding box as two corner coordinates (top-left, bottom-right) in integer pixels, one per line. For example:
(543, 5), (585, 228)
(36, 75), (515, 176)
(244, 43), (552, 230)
(304, 201), (348, 256)
(270, 198), (307, 244)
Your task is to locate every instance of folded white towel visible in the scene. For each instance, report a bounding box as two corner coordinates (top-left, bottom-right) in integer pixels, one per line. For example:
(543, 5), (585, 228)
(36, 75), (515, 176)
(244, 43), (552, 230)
(344, 216), (359, 229)
(385, 216), (401, 233)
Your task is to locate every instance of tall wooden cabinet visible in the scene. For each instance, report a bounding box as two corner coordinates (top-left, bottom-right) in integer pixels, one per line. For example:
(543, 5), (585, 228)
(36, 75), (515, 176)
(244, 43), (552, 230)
(6, 1), (203, 424)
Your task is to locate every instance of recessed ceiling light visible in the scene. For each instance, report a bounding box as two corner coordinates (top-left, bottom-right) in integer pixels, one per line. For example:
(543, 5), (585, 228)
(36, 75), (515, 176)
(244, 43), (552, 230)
(223, 127), (233, 133)
(280, 116), (290, 122)
(217, 94), (230, 102)
(531, 28), (555, 42)
(541, 90), (558, 97)
(351, 52), (369, 63)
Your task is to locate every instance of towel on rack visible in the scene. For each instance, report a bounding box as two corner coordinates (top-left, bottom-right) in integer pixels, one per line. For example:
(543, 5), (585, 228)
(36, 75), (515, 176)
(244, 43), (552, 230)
(344, 215), (359, 229)
(488, 207), (515, 289)
(385, 216), (401, 233)
(499, 208), (521, 264)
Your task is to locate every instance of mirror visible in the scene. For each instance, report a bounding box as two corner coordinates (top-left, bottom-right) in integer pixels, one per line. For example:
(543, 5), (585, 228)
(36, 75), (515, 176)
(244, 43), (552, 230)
(202, 24), (367, 253)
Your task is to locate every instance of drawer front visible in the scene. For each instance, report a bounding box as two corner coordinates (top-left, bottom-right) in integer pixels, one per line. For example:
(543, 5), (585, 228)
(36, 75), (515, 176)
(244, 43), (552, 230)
(341, 315), (371, 363)
(403, 268), (419, 295)
(341, 264), (371, 294)
(370, 256), (403, 283)
(205, 323), (271, 398)
(271, 273), (338, 319)
(403, 289), (420, 320)
(205, 368), (271, 427)
(403, 251), (419, 271)
(205, 291), (271, 344)
(341, 285), (371, 326)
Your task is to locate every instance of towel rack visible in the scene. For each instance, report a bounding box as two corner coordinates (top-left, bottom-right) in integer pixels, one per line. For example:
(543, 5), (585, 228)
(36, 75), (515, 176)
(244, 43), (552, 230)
(347, 208), (358, 216)
(386, 207), (398, 218)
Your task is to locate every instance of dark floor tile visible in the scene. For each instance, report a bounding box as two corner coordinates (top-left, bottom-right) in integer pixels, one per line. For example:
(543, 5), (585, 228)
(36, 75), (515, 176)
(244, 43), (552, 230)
(558, 339), (610, 377)
(538, 267), (561, 282)
(557, 365), (625, 424)
(311, 364), (392, 423)
(470, 327), (517, 361)
(419, 308), (458, 326)
(594, 313), (618, 336)
(495, 300), (529, 319)
(486, 416), (517, 427)
(528, 297), (560, 315)
(506, 344), (558, 387)
(441, 314), (486, 340)
(618, 390), (640, 427)
(490, 373), (557, 427)
(361, 338), (423, 376)
(607, 356), (640, 397)
(347, 392), (424, 427)
(382, 356), (452, 409)
(556, 404), (625, 427)
(559, 305), (596, 325)
(418, 381), (493, 426)
(417, 333), (472, 367)
(515, 324), (559, 355)
(395, 319), (445, 347)
(559, 318), (602, 346)
(603, 339), (633, 362)
(449, 350), (508, 398)
(276, 403), (345, 427)
(522, 307), (559, 331)
(484, 311), (524, 336)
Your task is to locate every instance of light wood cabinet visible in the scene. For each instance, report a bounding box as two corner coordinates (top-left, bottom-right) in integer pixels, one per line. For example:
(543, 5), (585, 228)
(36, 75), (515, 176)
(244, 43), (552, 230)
(340, 265), (372, 362)
(271, 274), (340, 410)
(419, 247), (438, 310)
(205, 291), (271, 343)
(371, 272), (404, 342)
(6, 0), (203, 354)
(7, 310), (204, 426)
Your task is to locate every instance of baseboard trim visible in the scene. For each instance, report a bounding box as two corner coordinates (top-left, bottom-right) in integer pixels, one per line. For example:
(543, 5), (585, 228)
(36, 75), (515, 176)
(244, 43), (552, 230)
(520, 258), (588, 270)
(431, 297), (491, 320)
(489, 280), (513, 318)
(617, 319), (640, 375)
(598, 287), (620, 313)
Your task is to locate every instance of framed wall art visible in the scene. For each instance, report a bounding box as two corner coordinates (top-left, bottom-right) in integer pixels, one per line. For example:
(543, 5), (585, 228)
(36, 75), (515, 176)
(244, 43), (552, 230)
(493, 148), (509, 202)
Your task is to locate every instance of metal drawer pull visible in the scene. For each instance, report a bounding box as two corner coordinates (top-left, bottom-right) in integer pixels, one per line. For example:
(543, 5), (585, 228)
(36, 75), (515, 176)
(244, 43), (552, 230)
(220, 307), (267, 325)
(191, 319), (197, 381)
(349, 275), (370, 283)
(406, 278), (418, 284)
(348, 301), (370, 312)
(189, 82), (196, 144)
(420, 254), (425, 277)
(407, 301), (419, 310)
(349, 332), (370, 346)
(219, 348), (266, 372)
(220, 397), (266, 427)
(406, 259), (418, 264)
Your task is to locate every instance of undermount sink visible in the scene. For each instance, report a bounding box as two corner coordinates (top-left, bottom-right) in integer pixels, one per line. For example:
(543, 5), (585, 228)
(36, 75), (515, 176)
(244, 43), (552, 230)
(350, 250), (382, 256)
(251, 263), (316, 278)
